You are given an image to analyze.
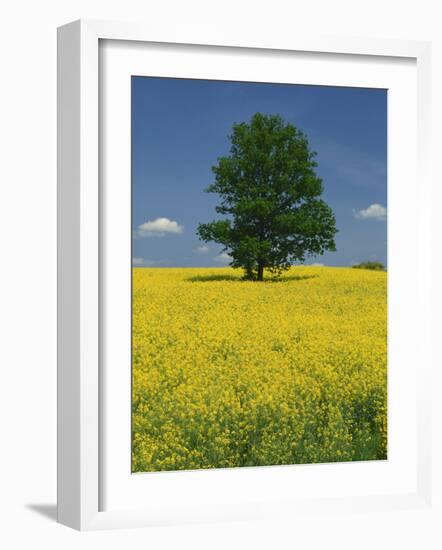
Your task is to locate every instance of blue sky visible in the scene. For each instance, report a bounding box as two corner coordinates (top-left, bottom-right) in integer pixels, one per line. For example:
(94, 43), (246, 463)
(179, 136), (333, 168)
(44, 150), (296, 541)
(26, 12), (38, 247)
(132, 77), (387, 268)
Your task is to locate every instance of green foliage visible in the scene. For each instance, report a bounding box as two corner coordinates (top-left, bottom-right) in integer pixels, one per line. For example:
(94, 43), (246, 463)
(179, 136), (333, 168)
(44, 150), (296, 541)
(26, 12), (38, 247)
(197, 113), (338, 280)
(352, 261), (385, 271)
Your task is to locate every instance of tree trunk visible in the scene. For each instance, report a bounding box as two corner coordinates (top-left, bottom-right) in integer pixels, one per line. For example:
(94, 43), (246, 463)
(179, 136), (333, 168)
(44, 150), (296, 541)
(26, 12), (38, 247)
(257, 263), (264, 281)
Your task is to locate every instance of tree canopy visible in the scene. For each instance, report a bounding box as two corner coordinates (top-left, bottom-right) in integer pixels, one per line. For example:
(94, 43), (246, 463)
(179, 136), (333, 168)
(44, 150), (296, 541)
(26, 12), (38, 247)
(197, 113), (338, 280)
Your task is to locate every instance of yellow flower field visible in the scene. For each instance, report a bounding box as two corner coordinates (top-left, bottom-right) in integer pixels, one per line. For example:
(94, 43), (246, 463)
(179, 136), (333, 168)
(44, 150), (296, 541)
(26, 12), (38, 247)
(132, 266), (387, 472)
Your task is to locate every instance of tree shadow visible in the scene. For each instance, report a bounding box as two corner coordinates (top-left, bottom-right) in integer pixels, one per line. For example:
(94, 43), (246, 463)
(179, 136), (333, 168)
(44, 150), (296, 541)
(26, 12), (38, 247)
(186, 273), (318, 283)
(186, 274), (242, 283)
(274, 274), (318, 283)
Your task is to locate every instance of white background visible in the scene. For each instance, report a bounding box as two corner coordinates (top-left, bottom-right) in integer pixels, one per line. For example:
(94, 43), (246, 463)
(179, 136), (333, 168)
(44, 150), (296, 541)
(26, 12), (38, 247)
(0, 1), (441, 548)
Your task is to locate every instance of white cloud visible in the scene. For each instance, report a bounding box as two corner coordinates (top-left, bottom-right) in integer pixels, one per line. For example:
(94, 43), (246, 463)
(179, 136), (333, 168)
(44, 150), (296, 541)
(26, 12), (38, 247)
(194, 245), (209, 255)
(353, 203), (387, 221)
(309, 263), (324, 267)
(132, 257), (155, 266)
(214, 252), (232, 264)
(137, 217), (184, 237)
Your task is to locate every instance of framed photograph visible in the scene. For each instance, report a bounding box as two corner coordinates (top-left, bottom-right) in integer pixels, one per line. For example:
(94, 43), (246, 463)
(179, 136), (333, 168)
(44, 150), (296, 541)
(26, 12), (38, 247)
(57, 20), (433, 530)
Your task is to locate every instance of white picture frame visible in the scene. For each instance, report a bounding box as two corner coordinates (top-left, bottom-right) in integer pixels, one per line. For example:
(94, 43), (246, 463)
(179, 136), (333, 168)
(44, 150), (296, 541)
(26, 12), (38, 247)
(57, 19), (434, 531)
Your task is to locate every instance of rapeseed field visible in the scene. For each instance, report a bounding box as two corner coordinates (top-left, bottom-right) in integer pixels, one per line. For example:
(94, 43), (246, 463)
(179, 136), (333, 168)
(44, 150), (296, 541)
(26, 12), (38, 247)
(132, 266), (387, 472)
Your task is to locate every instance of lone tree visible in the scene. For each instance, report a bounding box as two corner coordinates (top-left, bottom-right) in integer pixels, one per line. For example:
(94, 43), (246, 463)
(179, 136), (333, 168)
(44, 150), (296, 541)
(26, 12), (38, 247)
(197, 113), (338, 281)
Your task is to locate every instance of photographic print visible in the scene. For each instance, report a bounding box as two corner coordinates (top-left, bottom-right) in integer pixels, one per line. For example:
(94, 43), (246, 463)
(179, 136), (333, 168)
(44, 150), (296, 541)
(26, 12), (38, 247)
(131, 77), (387, 473)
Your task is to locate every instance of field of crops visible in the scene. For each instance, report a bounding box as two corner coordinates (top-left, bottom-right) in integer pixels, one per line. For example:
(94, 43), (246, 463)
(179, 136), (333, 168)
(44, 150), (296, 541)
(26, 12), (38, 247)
(132, 266), (387, 472)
